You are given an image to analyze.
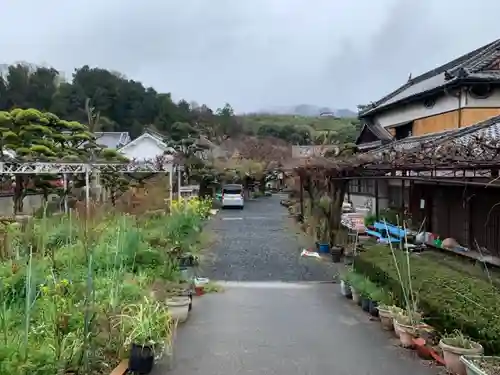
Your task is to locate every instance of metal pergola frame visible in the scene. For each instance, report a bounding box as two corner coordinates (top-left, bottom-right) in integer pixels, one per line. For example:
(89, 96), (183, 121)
(0, 159), (175, 215)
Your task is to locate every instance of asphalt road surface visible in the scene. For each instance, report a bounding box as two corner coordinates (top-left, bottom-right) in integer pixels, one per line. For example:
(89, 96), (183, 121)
(156, 195), (439, 375)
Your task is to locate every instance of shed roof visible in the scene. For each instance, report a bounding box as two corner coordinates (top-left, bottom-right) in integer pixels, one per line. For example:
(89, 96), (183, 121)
(94, 132), (131, 149)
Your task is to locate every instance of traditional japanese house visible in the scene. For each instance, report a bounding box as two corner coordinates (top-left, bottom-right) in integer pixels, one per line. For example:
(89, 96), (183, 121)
(351, 38), (500, 258)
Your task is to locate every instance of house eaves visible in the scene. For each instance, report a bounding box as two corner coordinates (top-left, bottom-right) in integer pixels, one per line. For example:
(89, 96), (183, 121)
(118, 132), (176, 155)
(355, 121), (393, 145)
(62, 131), (131, 149)
(366, 114), (500, 159)
(360, 38), (500, 118)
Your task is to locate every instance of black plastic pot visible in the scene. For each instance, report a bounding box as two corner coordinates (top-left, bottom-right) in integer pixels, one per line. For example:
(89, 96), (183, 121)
(178, 254), (197, 267)
(369, 300), (379, 317)
(331, 246), (343, 263)
(129, 343), (155, 374)
(361, 298), (370, 312)
(345, 286), (352, 299)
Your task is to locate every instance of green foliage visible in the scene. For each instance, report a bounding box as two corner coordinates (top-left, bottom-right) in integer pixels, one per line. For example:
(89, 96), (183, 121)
(241, 114), (360, 144)
(0, 63), (245, 140)
(0, 204), (209, 374)
(354, 245), (500, 354)
(1, 64), (359, 145)
(364, 213), (377, 227)
(0, 107), (126, 213)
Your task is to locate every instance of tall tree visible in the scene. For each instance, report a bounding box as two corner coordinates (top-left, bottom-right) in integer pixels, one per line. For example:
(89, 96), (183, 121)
(0, 108), (123, 213)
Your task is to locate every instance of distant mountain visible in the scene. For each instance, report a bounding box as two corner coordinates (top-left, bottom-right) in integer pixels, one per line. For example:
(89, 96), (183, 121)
(257, 105), (356, 118)
(334, 108), (357, 118)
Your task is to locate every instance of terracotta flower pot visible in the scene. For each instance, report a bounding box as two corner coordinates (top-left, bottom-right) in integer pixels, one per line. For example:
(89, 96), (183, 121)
(195, 286), (205, 296)
(394, 321), (416, 348)
(393, 318), (401, 337)
(413, 338), (432, 360)
(378, 308), (393, 331)
(439, 339), (483, 375)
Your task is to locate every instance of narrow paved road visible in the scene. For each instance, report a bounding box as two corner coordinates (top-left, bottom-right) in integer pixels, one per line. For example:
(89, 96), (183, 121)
(157, 196), (438, 375)
(202, 194), (336, 282)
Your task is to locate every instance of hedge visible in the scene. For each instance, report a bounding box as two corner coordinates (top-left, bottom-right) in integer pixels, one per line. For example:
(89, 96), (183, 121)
(354, 245), (500, 354)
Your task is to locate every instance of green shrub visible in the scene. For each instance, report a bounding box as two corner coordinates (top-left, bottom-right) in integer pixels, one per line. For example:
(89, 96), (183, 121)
(363, 213), (377, 227)
(354, 245), (500, 354)
(252, 191), (264, 198)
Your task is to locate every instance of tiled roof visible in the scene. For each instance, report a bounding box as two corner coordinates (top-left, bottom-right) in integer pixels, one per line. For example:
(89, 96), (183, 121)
(62, 131), (131, 149)
(361, 39), (500, 117)
(94, 132), (131, 149)
(355, 121), (393, 145)
(144, 128), (167, 142)
(367, 114), (500, 159)
(443, 115), (500, 147)
(375, 129), (455, 154)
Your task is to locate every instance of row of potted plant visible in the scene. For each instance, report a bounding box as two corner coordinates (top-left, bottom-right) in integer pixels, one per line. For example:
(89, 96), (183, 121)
(340, 270), (392, 318)
(340, 270), (499, 375)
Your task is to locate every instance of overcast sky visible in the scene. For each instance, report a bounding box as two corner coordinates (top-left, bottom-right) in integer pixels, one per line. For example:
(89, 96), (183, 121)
(2, 0), (500, 113)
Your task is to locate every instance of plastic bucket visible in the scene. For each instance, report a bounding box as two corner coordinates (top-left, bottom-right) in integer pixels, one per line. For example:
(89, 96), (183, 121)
(318, 243), (330, 253)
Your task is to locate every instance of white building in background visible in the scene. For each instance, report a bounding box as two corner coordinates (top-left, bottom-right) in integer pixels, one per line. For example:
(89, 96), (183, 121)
(117, 131), (175, 162)
(94, 131), (131, 149)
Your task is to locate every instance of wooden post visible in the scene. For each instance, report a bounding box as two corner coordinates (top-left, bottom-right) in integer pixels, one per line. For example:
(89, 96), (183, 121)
(401, 177), (405, 219)
(299, 174), (304, 221)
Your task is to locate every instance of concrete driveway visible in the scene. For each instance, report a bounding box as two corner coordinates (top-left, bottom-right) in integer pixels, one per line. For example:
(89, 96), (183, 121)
(157, 195), (439, 375)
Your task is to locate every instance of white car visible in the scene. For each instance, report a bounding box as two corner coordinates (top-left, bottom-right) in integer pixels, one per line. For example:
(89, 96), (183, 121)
(221, 184), (244, 209)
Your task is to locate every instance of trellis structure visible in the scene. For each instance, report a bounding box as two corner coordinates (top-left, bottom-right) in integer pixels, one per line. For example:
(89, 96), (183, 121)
(0, 157), (175, 215)
(293, 114), (500, 257)
(296, 114), (500, 182)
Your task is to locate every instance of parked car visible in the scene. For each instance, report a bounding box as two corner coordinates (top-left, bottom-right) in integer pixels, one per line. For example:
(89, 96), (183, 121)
(221, 184), (244, 209)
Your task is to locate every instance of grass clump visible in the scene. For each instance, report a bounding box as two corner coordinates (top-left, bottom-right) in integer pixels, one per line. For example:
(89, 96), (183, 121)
(0, 197), (212, 375)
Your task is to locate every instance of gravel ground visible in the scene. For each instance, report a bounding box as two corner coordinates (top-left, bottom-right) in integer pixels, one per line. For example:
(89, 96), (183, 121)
(153, 195), (440, 375)
(201, 194), (337, 282)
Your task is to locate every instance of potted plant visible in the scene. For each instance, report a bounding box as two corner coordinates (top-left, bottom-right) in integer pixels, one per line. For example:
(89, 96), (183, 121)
(388, 306), (404, 335)
(359, 277), (373, 312)
(120, 297), (175, 375)
(377, 303), (394, 330)
(165, 281), (194, 311)
(439, 330), (484, 375)
(460, 355), (500, 375)
(343, 249), (354, 266)
(166, 296), (191, 323)
(346, 271), (362, 305)
(368, 288), (391, 319)
(393, 310), (422, 348)
(339, 272), (352, 299)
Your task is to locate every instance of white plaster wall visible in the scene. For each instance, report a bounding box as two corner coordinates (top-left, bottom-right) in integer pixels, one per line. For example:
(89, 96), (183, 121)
(374, 94), (459, 128)
(464, 88), (500, 107)
(120, 136), (166, 161)
(373, 88), (500, 128)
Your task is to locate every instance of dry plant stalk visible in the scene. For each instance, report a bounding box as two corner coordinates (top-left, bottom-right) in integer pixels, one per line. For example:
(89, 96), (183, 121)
(115, 176), (171, 215)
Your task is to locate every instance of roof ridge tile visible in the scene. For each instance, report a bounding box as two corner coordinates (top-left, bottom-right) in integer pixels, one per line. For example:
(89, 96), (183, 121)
(360, 38), (500, 117)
